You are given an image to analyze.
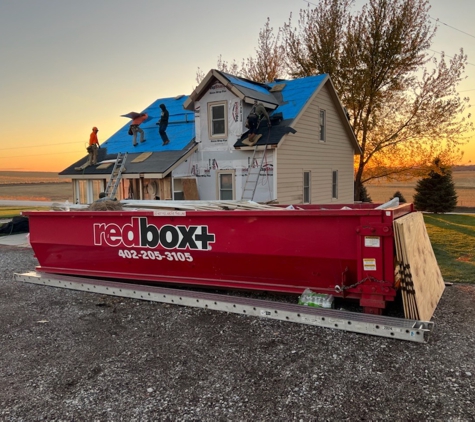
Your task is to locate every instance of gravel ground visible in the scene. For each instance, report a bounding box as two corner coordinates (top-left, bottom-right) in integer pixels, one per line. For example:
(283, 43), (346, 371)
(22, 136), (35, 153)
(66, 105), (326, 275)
(1, 245), (475, 421)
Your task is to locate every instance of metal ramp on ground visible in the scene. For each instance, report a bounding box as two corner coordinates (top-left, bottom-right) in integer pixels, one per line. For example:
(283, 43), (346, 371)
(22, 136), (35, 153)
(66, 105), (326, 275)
(15, 271), (434, 343)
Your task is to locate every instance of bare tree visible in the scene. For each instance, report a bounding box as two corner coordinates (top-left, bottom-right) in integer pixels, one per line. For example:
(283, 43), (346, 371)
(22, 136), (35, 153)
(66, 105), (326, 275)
(196, 18), (286, 85)
(282, 0), (472, 200)
(241, 18), (286, 83)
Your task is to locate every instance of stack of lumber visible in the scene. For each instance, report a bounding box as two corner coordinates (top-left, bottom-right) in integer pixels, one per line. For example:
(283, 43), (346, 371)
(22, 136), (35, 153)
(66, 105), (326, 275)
(120, 200), (281, 212)
(393, 212), (445, 321)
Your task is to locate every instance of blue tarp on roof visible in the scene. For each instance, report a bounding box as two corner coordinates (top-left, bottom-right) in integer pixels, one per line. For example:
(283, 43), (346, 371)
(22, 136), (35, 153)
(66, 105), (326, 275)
(101, 96), (195, 154)
(269, 74), (328, 121)
(222, 73), (271, 95)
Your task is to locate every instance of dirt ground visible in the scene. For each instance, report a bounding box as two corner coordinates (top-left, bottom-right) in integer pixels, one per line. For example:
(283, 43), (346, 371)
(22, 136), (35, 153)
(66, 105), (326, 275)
(1, 246), (475, 421)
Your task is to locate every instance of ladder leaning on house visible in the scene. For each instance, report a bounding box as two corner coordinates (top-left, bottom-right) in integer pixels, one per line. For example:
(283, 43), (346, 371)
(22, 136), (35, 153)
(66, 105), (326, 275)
(103, 152), (127, 199)
(241, 145), (269, 201)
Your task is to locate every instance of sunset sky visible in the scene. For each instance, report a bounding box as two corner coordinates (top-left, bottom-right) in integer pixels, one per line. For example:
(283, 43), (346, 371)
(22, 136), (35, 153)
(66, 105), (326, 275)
(1, 0), (474, 172)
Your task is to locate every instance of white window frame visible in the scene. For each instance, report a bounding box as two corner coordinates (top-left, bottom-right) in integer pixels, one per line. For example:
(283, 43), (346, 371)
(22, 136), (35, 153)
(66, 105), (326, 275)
(332, 170), (338, 199)
(319, 109), (326, 142)
(303, 171), (311, 204)
(208, 101), (228, 139)
(217, 170), (235, 200)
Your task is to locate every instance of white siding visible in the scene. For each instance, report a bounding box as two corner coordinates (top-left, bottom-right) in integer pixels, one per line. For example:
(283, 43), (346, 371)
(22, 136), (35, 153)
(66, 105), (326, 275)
(276, 83), (355, 204)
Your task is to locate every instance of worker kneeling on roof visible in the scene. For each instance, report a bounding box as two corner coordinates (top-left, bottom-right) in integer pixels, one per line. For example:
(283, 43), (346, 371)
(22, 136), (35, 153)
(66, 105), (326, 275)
(246, 100), (271, 143)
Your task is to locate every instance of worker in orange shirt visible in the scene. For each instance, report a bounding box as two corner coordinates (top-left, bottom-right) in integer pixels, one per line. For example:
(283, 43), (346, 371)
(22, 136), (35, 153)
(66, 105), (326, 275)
(130, 113), (148, 146)
(75, 127), (100, 171)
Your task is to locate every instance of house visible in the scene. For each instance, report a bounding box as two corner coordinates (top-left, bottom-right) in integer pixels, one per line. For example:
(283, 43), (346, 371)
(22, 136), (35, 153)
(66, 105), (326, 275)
(59, 69), (361, 204)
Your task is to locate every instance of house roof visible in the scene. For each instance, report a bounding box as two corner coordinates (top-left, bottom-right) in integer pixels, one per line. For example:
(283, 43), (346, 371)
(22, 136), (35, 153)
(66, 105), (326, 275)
(184, 70), (360, 153)
(59, 141), (197, 179)
(61, 70), (360, 178)
(59, 95), (197, 178)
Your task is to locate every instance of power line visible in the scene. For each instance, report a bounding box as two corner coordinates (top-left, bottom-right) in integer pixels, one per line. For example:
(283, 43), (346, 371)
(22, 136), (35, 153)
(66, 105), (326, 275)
(428, 49), (475, 67)
(302, 1), (475, 42)
(0, 141), (81, 151)
(429, 16), (475, 40)
(0, 150), (85, 159)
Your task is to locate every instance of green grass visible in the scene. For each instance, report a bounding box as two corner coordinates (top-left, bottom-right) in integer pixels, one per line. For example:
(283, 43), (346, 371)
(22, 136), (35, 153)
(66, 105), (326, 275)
(0, 207), (49, 218)
(423, 214), (475, 283)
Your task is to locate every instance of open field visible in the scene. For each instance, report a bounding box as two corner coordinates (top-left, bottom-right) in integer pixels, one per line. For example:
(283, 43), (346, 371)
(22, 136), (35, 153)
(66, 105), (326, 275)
(0, 171), (72, 202)
(0, 171), (65, 184)
(0, 182), (72, 202)
(367, 169), (475, 207)
(1, 170), (474, 206)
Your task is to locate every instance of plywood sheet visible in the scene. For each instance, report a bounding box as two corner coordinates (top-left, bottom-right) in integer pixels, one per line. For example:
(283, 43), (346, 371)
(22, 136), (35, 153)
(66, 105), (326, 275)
(96, 162), (113, 170)
(241, 134), (262, 146)
(182, 178), (200, 200)
(394, 223), (419, 320)
(394, 212), (445, 321)
(393, 226), (409, 318)
(131, 152), (153, 163)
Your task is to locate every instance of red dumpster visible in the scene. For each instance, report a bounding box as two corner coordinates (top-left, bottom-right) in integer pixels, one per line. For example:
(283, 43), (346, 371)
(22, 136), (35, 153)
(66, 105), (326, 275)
(24, 203), (415, 314)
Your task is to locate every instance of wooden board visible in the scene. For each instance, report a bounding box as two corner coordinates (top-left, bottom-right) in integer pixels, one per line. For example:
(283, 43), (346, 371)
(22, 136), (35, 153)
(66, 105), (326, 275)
(393, 225), (410, 318)
(131, 152), (153, 163)
(158, 178), (172, 200)
(95, 162), (113, 170)
(182, 178), (200, 200)
(397, 225), (419, 320)
(241, 134), (262, 146)
(394, 212), (445, 321)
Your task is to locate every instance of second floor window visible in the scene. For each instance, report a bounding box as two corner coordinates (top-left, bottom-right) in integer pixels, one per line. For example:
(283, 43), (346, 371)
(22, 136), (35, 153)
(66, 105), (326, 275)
(209, 102), (227, 138)
(320, 109), (326, 141)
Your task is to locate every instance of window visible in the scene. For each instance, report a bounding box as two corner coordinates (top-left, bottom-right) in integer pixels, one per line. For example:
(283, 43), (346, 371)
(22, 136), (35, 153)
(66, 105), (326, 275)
(218, 171), (234, 200)
(173, 178), (184, 200)
(303, 171), (311, 203)
(76, 180), (87, 204)
(75, 179), (106, 204)
(92, 180), (105, 200)
(209, 102), (227, 138)
(332, 170), (338, 199)
(319, 109), (326, 141)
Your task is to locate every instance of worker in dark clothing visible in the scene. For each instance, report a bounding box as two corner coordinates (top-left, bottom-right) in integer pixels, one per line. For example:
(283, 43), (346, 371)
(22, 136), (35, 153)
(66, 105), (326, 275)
(247, 100), (271, 143)
(157, 104), (170, 145)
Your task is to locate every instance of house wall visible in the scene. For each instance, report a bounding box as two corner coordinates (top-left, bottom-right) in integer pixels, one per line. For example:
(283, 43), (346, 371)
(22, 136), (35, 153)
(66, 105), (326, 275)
(177, 83), (275, 202)
(276, 82), (355, 204)
(172, 149), (275, 202)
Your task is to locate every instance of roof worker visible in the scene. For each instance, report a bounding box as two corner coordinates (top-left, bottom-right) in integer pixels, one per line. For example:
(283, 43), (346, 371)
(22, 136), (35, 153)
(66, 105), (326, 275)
(156, 104), (170, 146)
(75, 126), (100, 171)
(130, 112), (148, 146)
(247, 100), (271, 143)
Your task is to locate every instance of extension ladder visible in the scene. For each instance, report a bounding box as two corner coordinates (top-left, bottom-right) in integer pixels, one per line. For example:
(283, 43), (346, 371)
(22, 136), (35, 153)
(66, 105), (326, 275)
(104, 152), (127, 199)
(241, 145), (269, 201)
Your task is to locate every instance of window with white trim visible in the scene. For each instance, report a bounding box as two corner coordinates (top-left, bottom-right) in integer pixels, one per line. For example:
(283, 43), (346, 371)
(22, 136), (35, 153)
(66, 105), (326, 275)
(319, 109), (326, 141)
(303, 171), (311, 204)
(218, 171), (234, 200)
(332, 170), (338, 199)
(209, 102), (227, 138)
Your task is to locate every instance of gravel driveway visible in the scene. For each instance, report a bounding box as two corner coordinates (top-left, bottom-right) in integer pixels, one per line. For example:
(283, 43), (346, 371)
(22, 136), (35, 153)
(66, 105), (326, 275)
(1, 245), (474, 421)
